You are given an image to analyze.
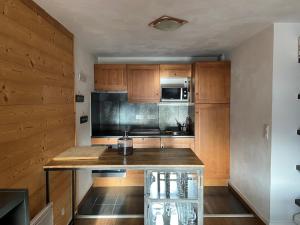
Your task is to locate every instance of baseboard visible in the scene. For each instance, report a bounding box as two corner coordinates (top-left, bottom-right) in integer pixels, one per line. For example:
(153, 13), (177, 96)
(269, 222), (295, 225)
(228, 182), (268, 225)
(204, 178), (229, 186)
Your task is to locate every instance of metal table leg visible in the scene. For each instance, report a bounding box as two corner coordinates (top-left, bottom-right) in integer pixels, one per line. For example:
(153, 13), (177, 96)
(45, 170), (49, 204)
(70, 169), (76, 225)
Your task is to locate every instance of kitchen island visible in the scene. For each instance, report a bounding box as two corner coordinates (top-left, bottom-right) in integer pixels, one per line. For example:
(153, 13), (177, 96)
(44, 148), (204, 225)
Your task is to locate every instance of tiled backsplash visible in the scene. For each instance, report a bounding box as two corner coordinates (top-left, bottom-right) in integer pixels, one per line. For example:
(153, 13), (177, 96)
(159, 104), (194, 130)
(91, 92), (194, 132)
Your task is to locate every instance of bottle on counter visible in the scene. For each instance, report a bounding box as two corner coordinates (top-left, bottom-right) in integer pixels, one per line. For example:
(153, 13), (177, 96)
(118, 131), (133, 156)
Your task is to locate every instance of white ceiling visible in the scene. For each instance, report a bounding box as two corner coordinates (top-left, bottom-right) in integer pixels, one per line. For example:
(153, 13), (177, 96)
(34, 0), (300, 57)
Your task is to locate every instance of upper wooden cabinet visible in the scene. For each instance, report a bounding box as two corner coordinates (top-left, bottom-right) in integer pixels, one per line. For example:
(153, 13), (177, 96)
(160, 64), (192, 77)
(193, 61), (230, 103)
(94, 64), (127, 91)
(127, 64), (160, 103)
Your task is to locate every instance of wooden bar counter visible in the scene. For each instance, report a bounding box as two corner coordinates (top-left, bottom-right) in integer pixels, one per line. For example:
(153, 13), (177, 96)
(43, 148), (204, 225)
(44, 148), (204, 170)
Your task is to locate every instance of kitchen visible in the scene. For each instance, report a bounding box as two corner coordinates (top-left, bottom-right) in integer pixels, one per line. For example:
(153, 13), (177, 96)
(1, 1), (300, 225)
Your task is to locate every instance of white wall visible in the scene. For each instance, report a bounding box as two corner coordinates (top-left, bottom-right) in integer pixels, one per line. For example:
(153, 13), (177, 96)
(74, 38), (96, 205)
(229, 26), (274, 223)
(269, 23), (300, 225)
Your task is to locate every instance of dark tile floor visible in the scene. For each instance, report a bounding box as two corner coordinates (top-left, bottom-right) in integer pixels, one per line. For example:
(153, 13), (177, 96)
(77, 217), (265, 225)
(204, 186), (250, 214)
(78, 186), (251, 216)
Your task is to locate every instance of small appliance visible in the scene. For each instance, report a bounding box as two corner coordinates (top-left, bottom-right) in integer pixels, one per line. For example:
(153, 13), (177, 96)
(160, 77), (190, 102)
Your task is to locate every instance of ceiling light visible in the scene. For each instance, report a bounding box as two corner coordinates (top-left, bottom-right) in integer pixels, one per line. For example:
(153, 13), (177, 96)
(149, 15), (188, 31)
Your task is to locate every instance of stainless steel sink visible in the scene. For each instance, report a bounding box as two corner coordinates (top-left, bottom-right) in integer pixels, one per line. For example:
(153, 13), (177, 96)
(161, 130), (188, 136)
(171, 131), (186, 136)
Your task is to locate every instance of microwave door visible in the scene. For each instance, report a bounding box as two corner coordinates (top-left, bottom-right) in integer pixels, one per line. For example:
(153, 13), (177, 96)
(161, 88), (181, 101)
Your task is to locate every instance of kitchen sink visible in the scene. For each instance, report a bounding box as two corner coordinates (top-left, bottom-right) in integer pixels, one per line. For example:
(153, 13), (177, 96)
(161, 130), (188, 136)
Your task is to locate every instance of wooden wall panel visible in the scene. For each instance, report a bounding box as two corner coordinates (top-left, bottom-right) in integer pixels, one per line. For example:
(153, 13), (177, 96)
(0, 1), (74, 225)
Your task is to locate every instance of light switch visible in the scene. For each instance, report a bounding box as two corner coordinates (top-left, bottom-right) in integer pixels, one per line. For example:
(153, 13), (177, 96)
(78, 73), (87, 82)
(264, 124), (270, 140)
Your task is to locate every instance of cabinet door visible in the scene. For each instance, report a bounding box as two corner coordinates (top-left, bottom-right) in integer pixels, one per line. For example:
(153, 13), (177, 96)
(195, 104), (229, 186)
(161, 138), (194, 151)
(194, 61), (230, 103)
(127, 64), (160, 103)
(160, 64), (191, 77)
(133, 138), (161, 148)
(91, 138), (118, 146)
(94, 64), (127, 91)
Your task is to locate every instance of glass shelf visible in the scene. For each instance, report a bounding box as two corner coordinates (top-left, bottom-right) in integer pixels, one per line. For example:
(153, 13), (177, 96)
(144, 169), (203, 225)
(147, 201), (198, 225)
(147, 171), (199, 200)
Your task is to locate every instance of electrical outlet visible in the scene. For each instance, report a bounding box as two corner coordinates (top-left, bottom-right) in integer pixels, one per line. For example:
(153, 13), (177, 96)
(78, 73), (87, 82)
(147, 115), (156, 120)
(80, 115), (88, 124)
(136, 115), (144, 120)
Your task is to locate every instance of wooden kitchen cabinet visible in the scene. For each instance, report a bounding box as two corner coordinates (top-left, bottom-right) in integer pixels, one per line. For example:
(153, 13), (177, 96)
(91, 137), (118, 146)
(161, 137), (194, 151)
(94, 64), (127, 91)
(193, 61), (230, 103)
(160, 64), (191, 77)
(194, 104), (229, 186)
(133, 138), (161, 148)
(127, 64), (160, 103)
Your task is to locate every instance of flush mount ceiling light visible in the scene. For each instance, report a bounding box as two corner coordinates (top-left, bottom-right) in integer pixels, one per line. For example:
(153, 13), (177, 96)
(149, 15), (188, 31)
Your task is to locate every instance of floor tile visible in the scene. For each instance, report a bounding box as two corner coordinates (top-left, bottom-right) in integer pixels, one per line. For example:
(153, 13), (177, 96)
(113, 203), (144, 215)
(78, 186), (252, 216)
(91, 204), (114, 215)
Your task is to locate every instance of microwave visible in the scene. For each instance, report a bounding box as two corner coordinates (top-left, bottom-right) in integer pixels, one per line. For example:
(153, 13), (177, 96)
(160, 77), (190, 102)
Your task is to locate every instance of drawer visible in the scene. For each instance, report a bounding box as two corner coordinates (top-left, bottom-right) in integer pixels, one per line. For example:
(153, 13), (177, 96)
(91, 137), (118, 146)
(133, 138), (161, 148)
(161, 138), (194, 151)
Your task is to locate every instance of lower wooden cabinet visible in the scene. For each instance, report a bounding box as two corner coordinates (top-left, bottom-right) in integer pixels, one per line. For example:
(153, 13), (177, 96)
(91, 137), (118, 146)
(194, 104), (229, 186)
(133, 138), (161, 148)
(161, 137), (194, 151)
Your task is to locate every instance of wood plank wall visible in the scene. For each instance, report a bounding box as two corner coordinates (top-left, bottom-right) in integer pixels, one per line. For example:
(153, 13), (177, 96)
(0, 1), (74, 225)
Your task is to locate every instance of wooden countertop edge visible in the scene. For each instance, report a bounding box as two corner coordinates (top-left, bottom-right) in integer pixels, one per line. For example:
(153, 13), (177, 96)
(43, 148), (204, 170)
(43, 164), (204, 170)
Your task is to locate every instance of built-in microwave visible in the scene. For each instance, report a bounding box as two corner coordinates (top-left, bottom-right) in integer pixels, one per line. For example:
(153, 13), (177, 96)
(160, 77), (190, 102)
